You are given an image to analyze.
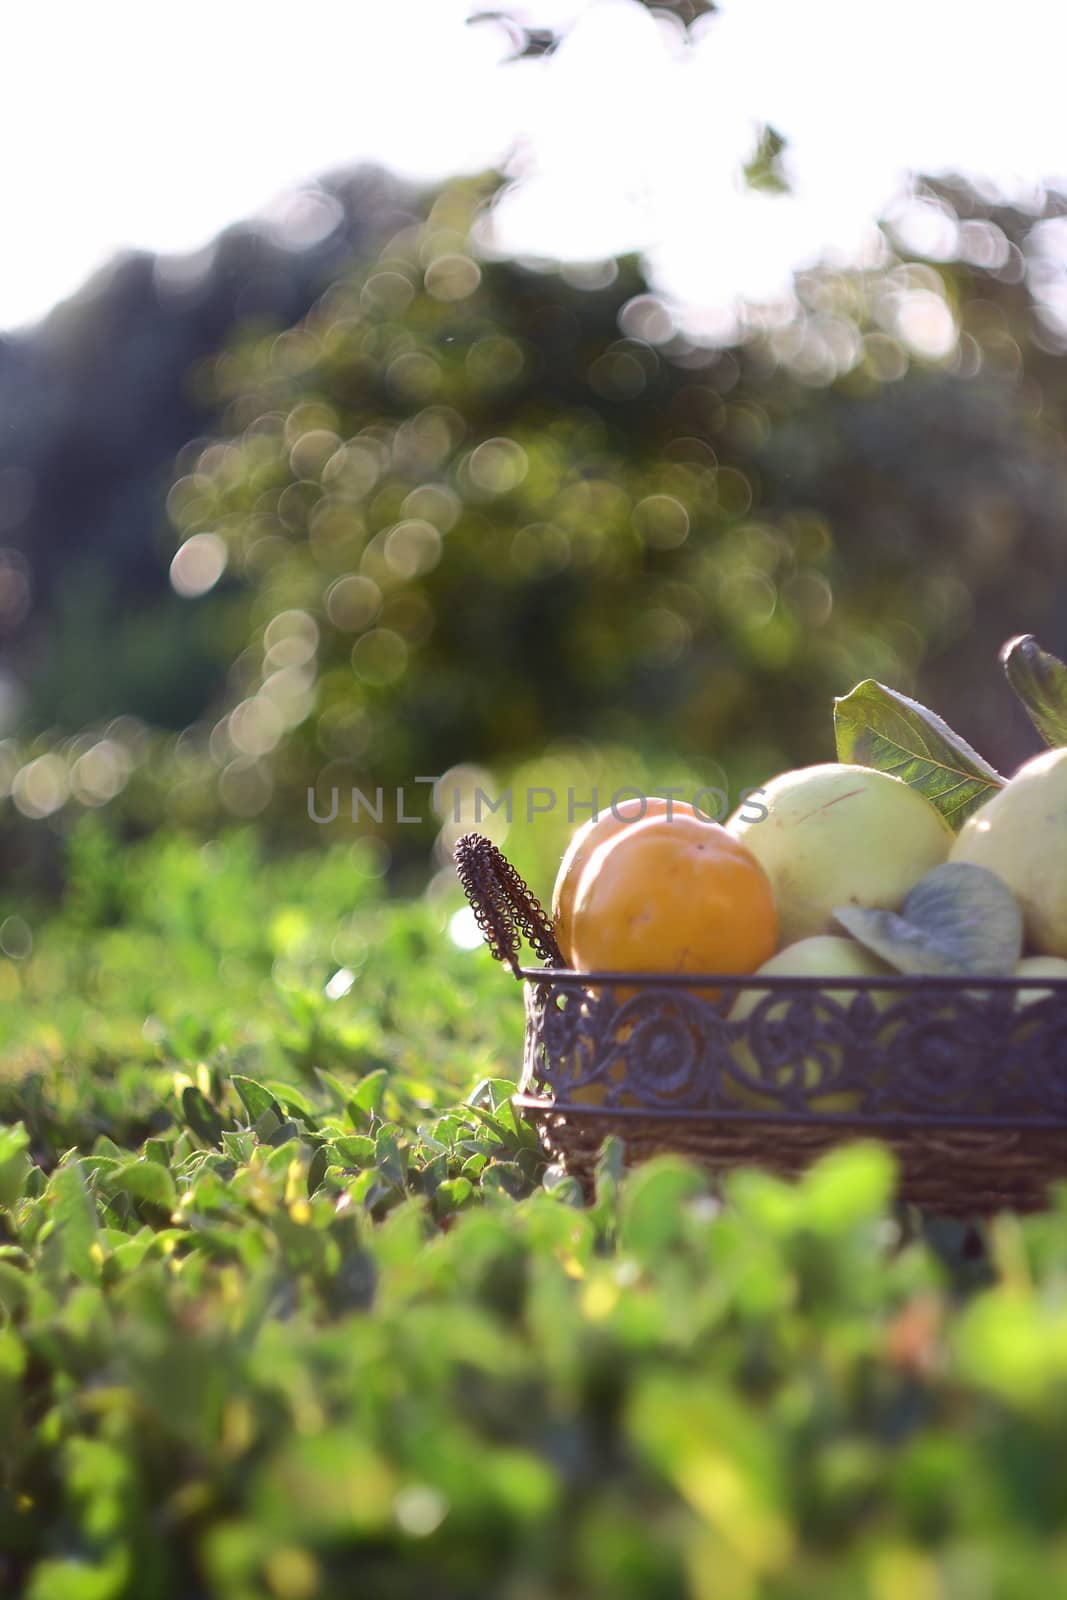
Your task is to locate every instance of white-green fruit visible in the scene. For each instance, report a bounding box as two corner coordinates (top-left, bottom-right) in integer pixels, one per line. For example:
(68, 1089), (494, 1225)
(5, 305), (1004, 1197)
(728, 935), (895, 1112)
(950, 748), (1067, 959)
(726, 763), (954, 946)
(1012, 955), (1067, 1007)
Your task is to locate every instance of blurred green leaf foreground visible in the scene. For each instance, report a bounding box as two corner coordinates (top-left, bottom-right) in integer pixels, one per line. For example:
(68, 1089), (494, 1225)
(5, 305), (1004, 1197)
(2, 826), (1067, 1598)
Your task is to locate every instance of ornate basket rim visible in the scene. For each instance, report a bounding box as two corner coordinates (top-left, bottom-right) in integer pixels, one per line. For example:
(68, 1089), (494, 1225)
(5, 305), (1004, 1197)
(518, 964), (1067, 990)
(517, 967), (1067, 1133)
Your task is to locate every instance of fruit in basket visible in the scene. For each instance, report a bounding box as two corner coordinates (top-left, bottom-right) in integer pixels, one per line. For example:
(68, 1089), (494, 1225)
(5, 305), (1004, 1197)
(726, 763), (954, 946)
(1009, 955), (1067, 1050)
(727, 935), (895, 1112)
(1012, 955), (1067, 1006)
(734, 934), (896, 988)
(834, 862), (1024, 977)
(949, 747), (1067, 958)
(559, 1043), (625, 1108)
(552, 796), (695, 964)
(569, 812), (777, 988)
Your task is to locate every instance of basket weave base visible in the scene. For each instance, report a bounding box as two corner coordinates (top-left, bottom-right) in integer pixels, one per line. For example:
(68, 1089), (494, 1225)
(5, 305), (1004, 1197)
(516, 1097), (1067, 1214)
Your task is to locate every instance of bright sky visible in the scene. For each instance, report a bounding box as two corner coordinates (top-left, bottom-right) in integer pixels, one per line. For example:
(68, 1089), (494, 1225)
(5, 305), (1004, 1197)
(2, 0), (1066, 334)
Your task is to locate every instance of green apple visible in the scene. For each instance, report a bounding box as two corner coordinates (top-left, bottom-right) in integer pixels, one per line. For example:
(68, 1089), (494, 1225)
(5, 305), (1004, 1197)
(727, 935), (895, 1113)
(727, 763), (954, 946)
(1012, 955), (1067, 1007)
(950, 748), (1067, 958)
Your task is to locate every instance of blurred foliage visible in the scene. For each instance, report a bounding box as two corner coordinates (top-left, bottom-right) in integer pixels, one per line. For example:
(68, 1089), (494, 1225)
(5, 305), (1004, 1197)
(0, 168), (419, 731)
(741, 124), (792, 196)
(4, 823), (1067, 1594)
(160, 173), (1067, 847)
(3, 170), (1067, 890)
(470, 0), (718, 58)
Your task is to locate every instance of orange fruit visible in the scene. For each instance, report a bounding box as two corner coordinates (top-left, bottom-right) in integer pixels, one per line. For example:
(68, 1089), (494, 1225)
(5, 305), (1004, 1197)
(552, 796), (695, 964)
(569, 813), (778, 992)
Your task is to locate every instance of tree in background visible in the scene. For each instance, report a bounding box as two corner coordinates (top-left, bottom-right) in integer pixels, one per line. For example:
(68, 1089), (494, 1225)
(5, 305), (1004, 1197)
(161, 174), (1067, 834)
(0, 169), (419, 732)
(3, 166), (1067, 889)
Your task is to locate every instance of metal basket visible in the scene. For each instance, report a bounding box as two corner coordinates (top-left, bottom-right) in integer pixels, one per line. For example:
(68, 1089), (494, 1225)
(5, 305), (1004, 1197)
(455, 833), (1067, 1214)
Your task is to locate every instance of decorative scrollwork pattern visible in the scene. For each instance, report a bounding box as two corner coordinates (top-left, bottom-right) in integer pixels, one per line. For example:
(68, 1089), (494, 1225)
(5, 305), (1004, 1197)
(520, 974), (1067, 1126)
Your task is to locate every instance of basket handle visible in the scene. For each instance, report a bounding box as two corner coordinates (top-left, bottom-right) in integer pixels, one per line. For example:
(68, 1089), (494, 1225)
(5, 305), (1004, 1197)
(453, 832), (564, 976)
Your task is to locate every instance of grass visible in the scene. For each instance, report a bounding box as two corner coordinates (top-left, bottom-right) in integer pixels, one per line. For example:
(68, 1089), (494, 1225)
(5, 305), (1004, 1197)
(3, 822), (1067, 1598)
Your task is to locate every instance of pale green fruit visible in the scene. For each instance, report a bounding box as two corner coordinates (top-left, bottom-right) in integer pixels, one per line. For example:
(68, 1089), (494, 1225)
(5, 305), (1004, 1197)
(950, 748), (1067, 958)
(727, 935), (895, 1113)
(1012, 955), (1067, 1007)
(726, 764), (954, 947)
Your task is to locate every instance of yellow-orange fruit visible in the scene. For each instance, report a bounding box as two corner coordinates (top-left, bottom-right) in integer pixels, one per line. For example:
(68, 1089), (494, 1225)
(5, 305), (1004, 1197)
(552, 796), (695, 964)
(569, 813), (778, 988)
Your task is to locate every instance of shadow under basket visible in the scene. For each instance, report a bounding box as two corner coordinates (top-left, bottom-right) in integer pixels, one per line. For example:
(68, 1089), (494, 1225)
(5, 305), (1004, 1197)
(454, 833), (1067, 1215)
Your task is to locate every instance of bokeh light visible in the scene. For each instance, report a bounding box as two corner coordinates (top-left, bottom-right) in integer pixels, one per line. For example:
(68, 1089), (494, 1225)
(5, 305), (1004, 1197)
(170, 533), (228, 599)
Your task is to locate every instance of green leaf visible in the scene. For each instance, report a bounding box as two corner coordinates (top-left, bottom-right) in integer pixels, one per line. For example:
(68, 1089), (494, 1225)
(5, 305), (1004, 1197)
(953, 1290), (1067, 1409)
(436, 1177), (473, 1212)
(349, 1068), (388, 1119)
(463, 1104), (517, 1145)
(620, 1157), (705, 1266)
(468, 1078), (520, 1131)
(799, 1143), (897, 1232)
(742, 122), (791, 195)
(249, 1108), (280, 1143)
(307, 1143), (330, 1195)
(112, 1159), (178, 1212)
(834, 679), (1003, 827)
(0, 1325), (25, 1379)
(264, 1080), (317, 1118)
(221, 1130), (255, 1164)
(590, 1135), (625, 1237)
(181, 1085), (225, 1146)
(541, 1165), (584, 1206)
(107, 1233), (156, 1276)
(266, 1117), (302, 1148)
(232, 1075), (281, 1124)
(835, 861), (1024, 976)
(1000, 633), (1067, 748)
(333, 1134), (377, 1166)
(0, 1121), (31, 1209)
(316, 1067), (355, 1109)
(26, 1550), (128, 1600)
(480, 1161), (527, 1198)
(49, 1162), (102, 1282)
(0, 1259), (29, 1316)
(375, 1126), (407, 1187)
(834, 907), (960, 976)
